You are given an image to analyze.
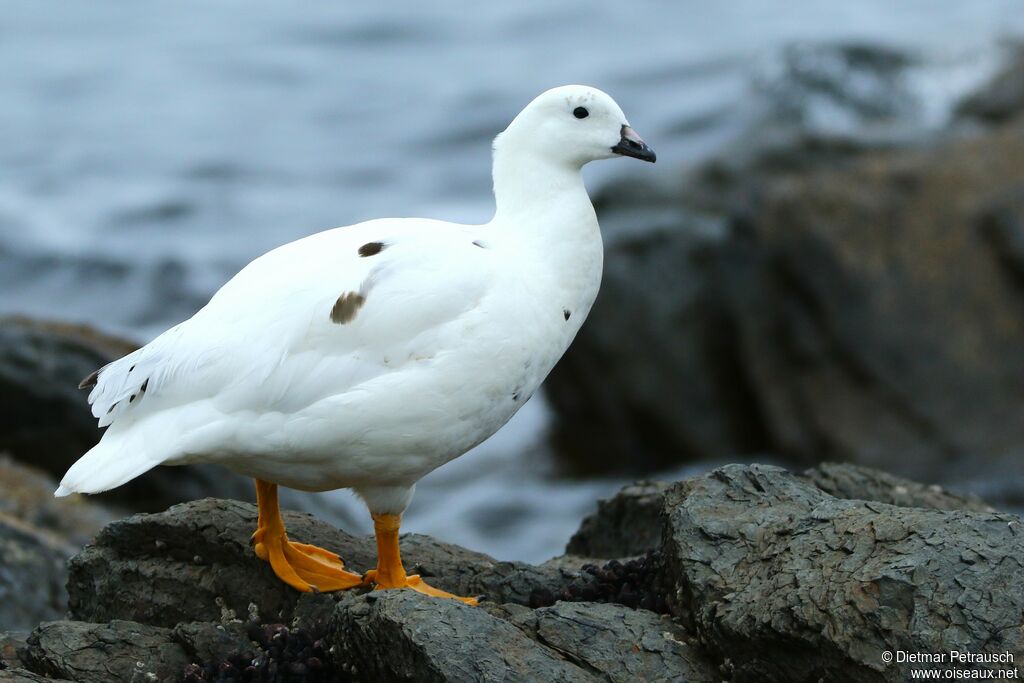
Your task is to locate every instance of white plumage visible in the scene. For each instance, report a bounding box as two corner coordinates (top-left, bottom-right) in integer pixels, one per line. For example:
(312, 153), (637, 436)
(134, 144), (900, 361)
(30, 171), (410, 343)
(57, 85), (654, 561)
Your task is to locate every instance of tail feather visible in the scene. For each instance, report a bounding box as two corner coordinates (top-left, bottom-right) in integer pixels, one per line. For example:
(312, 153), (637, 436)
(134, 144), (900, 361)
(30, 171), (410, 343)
(56, 425), (165, 496)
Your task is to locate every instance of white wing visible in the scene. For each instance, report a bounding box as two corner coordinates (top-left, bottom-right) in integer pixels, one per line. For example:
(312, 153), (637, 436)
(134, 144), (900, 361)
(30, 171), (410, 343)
(82, 218), (493, 428)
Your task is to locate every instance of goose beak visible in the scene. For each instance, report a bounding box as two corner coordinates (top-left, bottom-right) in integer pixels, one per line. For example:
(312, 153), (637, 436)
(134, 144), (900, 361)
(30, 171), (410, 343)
(611, 125), (656, 163)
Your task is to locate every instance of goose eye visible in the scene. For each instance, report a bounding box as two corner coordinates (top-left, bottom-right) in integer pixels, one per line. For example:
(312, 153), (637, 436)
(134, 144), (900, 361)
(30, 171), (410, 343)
(573, 106), (589, 119)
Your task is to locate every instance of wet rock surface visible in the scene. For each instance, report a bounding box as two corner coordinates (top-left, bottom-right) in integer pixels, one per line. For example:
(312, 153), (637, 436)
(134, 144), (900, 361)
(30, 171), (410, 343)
(800, 461), (996, 512)
(0, 669), (73, 683)
(330, 591), (596, 683)
(661, 464), (1023, 682)
(563, 462), (991, 562)
(19, 620), (192, 683)
(5, 462), (1016, 682)
(65, 498), (584, 628)
(565, 480), (669, 558)
(518, 601), (716, 683)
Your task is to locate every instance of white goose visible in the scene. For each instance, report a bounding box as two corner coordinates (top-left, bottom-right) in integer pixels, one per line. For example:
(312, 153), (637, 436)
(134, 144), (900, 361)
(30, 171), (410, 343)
(57, 85), (655, 603)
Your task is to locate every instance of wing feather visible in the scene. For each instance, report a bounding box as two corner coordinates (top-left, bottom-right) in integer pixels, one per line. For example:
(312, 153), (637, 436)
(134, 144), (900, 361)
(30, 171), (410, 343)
(81, 218), (493, 430)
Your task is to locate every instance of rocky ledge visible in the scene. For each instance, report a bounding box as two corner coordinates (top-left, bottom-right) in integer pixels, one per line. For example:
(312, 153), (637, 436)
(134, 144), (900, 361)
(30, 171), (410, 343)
(2, 462), (1020, 683)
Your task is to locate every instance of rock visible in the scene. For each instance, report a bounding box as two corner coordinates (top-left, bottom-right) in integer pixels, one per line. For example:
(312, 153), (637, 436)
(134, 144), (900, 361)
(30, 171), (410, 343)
(0, 515), (70, 632)
(956, 46), (1024, 123)
(518, 601), (717, 683)
(19, 620), (191, 683)
(51, 461), (1021, 682)
(68, 498), (580, 628)
(0, 454), (114, 547)
(801, 462), (995, 512)
(0, 632), (27, 669)
(0, 457), (115, 637)
(534, 553), (669, 614)
(54, 463), (1018, 682)
(565, 481), (670, 558)
(171, 621), (254, 665)
(67, 498), (358, 628)
(0, 669), (73, 683)
(722, 121), (1024, 483)
(0, 316), (256, 512)
(180, 622), (337, 682)
(328, 591), (596, 683)
(564, 463), (994, 564)
(660, 464), (1024, 682)
(61, 496), (718, 680)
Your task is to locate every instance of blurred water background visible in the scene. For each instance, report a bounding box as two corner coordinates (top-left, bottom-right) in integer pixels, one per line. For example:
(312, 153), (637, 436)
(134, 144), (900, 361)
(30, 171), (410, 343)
(2, 1), (1023, 562)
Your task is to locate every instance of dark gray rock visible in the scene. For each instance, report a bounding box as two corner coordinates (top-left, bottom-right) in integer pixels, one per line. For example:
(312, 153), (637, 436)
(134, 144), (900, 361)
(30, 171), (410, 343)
(0, 516), (69, 632)
(59, 464), (1019, 683)
(329, 591), (596, 683)
(564, 463), (994, 563)
(68, 498), (580, 628)
(19, 620), (191, 683)
(520, 601), (717, 683)
(172, 621), (254, 665)
(660, 464), (1024, 682)
(67, 498), (368, 627)
(720, 122), (1024, 483)
(565, 481), (670, 558)
(801, 462), (995, 512)
(0, 669), (73, 683)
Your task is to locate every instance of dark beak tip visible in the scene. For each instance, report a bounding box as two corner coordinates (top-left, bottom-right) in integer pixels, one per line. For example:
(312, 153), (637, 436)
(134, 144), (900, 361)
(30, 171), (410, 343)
(611, 140), (657, 163)
(612, 125), (656, 163)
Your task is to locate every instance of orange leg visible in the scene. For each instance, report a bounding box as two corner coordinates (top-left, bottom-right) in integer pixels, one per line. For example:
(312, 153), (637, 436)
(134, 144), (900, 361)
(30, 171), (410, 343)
(362, 513), (479, 605)
(251, 480), (362, 593)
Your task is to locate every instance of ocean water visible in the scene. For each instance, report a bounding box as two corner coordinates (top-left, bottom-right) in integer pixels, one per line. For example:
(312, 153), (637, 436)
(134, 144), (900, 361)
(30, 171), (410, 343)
(1, 1), (1022, 561)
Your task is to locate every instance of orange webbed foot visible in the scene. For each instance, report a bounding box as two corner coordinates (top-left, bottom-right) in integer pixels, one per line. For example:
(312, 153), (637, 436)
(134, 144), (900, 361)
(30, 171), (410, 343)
(252, 480), (362, 593)
(362, 568), (480, 605)
(252, 530), (363, 593)
(365, 513), (480, 605)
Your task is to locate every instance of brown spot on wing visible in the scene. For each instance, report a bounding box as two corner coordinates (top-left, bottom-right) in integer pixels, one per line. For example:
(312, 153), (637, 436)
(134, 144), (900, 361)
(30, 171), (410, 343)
(358, 241), (386, 257)
(563, 309), (571, 321)
(330, 292), (366, 324)
(78, 369), (100, 390)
